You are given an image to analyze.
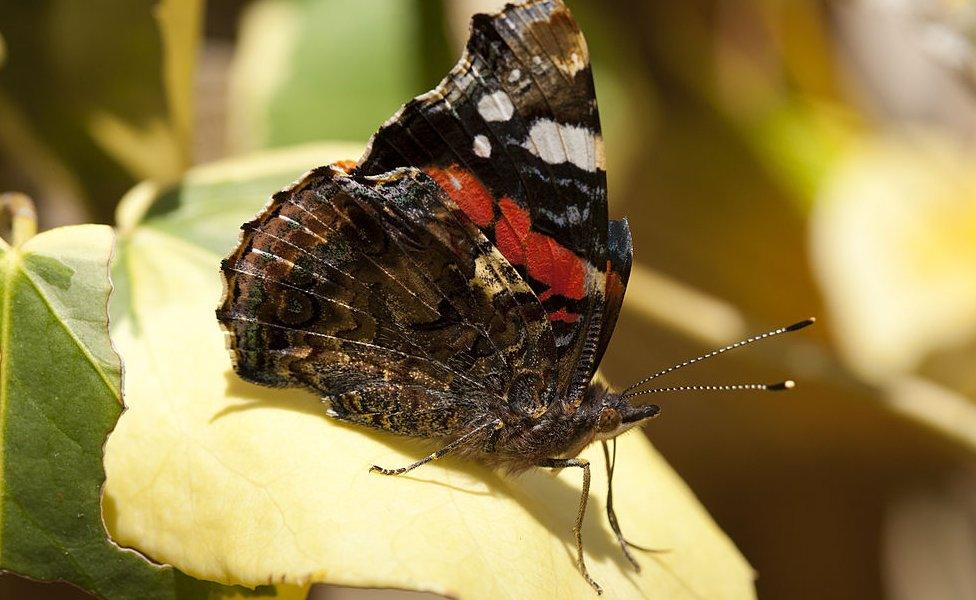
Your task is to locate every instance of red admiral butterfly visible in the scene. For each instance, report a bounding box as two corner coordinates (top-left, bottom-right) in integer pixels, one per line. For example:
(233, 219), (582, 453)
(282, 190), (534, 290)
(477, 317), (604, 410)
(217, 0), (812, 592)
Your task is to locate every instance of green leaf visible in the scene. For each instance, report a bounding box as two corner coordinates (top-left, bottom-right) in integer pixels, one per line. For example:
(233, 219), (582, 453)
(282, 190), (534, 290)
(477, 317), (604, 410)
(104, 143), (756, 598)
(227, 0), (430, 152)
(0, 210), (303, 599)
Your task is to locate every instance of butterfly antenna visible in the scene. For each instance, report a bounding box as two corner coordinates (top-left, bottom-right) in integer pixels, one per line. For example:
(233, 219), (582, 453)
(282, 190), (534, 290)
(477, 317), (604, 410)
(621, 318), (815, 396)
(623, 380), (794, 400)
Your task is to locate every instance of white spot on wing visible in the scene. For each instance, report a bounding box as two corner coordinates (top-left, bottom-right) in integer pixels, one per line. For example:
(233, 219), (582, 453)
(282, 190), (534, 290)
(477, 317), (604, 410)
(521, 119), (604, 172)
(477, 91), (515, 122)
(473, 134), (492, 158)
(508, 68), (521, 83)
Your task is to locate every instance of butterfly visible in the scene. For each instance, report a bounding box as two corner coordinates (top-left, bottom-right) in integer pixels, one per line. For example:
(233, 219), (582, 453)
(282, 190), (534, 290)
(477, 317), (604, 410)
(217, 0), (811, 592)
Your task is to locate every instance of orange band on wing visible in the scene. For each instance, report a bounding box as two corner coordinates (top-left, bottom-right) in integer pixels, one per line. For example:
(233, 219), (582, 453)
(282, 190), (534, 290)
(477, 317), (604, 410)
(525, 232), (585, 301)
(425, 165), (494, 228)
(495, 198), (586, 303)
(495, 197), (531, 264)
(427, 166), (588, 313)
(548, 308), (581, 323)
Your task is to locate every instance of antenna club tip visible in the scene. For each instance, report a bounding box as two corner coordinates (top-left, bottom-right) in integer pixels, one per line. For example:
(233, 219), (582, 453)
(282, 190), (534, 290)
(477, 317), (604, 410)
(769, 380), (796, 391)
(786, 318), (816, 332)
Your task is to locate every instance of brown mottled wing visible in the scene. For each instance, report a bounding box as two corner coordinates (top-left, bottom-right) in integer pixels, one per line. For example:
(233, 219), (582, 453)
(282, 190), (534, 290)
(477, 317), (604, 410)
(356, 0), (608, 405)
(217, 166), (558, 436)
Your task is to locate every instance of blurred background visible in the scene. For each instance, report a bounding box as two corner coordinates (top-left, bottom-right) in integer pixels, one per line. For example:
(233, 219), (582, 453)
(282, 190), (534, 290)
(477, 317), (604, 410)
(2, 0), (975, 598)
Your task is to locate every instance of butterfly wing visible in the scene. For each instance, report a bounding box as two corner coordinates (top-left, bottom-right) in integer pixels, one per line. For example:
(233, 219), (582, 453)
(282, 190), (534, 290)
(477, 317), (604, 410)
(356, 0), (609, 403)
(218, 166), (558, 436)
(592, 218), (632, 374)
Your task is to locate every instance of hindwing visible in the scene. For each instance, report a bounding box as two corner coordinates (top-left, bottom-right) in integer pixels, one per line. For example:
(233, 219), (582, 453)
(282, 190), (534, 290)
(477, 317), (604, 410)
(218, 166), (558, 435)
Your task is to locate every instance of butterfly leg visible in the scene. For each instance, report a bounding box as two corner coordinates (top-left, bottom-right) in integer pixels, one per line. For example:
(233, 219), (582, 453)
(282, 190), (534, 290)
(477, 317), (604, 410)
(538, 457), (602, 595)
(370, 420), (498, 476)
(601, 439), (655, 572)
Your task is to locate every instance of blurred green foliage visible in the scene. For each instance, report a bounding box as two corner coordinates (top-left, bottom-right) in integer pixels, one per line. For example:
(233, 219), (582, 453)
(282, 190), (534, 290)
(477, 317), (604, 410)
(0, 1), (185, 225)
(228, 0), (450, 152)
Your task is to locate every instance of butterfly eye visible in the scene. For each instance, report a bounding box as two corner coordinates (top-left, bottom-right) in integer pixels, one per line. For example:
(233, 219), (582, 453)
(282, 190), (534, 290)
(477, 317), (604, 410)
(597, 407), (620, 433)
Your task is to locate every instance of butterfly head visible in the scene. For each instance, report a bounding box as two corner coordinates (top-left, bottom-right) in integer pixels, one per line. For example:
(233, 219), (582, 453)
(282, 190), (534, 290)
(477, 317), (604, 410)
(583, 376), (661, 441)
(595, 393), (660, 441)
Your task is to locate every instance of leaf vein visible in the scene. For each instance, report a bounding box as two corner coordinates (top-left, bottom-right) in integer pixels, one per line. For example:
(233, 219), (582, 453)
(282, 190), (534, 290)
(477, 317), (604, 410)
(19, 263), (120, 400)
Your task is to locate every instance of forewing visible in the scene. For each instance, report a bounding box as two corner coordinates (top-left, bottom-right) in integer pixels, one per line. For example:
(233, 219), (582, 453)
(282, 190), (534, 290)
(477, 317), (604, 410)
(356, 0), (608, 402)
(217, 166), (558, 436)
(591, 218), (632, 374)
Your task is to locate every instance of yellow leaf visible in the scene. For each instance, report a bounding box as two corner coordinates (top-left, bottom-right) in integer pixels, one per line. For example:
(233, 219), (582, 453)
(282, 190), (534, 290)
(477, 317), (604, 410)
(104, 144), (755, 598)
